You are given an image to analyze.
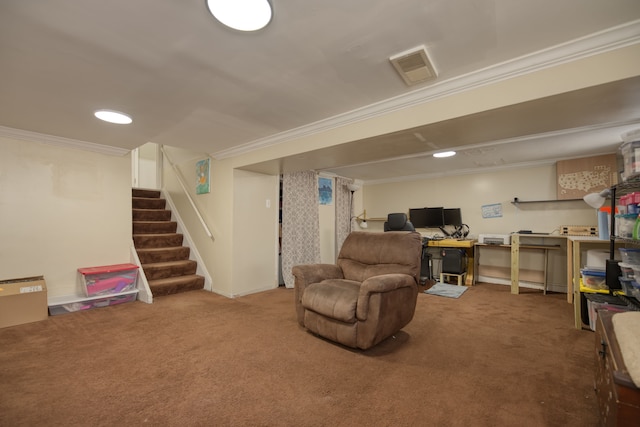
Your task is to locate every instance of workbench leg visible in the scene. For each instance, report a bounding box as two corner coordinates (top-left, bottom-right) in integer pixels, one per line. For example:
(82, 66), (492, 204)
(510, 234), (520, 294)
(543, 248), (549, 295)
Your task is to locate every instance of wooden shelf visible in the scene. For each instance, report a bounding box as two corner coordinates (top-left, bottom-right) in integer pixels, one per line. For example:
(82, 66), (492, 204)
(476, 243), (562, 250)
(511, 197), (583, 205)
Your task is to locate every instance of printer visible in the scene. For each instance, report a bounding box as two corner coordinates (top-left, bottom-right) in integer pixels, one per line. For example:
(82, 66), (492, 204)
(478, 234), (511, 245)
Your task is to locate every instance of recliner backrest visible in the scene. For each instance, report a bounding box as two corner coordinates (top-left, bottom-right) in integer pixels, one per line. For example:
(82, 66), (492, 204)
(337, 231), (421, 284)
(384, 213), (415, 232)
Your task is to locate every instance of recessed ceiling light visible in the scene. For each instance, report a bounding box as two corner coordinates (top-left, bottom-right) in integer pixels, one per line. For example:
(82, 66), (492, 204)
(206, 0), (272, 32)
(433, 151), (456, 159)
(94, 110), (132, 124)
(433, 151), (456, 158)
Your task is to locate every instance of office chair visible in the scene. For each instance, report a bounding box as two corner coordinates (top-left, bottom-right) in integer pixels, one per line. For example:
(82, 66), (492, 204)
(384, 213), (416, 232)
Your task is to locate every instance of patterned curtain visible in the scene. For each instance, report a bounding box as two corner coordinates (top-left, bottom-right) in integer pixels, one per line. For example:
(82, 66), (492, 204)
(335, 177), (352, 258)
(281, 171), (321, 288)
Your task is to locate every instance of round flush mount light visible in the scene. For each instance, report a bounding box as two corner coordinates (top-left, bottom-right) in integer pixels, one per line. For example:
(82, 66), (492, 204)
(94, 109), (132, 124)
(433, 151), (456, 158)
(206, 0), (272, 32)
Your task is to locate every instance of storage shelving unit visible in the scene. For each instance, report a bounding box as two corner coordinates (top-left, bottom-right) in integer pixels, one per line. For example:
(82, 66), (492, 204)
(573, 178), (640, 329)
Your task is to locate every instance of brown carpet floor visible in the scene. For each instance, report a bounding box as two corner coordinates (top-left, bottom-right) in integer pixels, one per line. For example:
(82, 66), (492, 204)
(0, 283), (598, 427)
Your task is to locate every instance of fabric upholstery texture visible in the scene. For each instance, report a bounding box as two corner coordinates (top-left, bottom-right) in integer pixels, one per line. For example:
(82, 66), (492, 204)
(612, 311), (640, 387)
(293, 231), (422, 350)
(281, 171), (321, 288)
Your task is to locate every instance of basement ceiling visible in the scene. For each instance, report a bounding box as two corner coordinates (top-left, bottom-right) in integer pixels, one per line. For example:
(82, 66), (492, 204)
(1, 1), (640, 182)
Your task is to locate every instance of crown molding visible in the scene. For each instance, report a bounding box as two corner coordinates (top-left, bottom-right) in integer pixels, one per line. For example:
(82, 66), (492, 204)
(214, 19), (640, 160)
(362, 158), (560, 186)
(337, 118), (640, 185)
(0, 126), (130, 156)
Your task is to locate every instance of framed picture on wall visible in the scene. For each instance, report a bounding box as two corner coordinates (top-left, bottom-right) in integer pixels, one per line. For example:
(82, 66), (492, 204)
(196, 158), (210, 194)
(556, 154), (617, 200)
(318, 177), (333, 205)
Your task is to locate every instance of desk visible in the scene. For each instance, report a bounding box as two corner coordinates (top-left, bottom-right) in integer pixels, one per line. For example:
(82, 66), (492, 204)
(475, 239), (563, 293)
(427, 239), (476, 286)
(510, 234), (565, 295)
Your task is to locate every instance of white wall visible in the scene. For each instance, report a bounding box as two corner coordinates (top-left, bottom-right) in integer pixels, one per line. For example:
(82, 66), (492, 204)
(161, 147), (222, 293)
(319, 175), (336, 263)
(362, 163), (599, 290)
(162, 147), (280, 298)
(137, 142), (159, 189)
(0, 135), (132, 298)
(232, 169), (279, 296)
(363, 164), (598, 236)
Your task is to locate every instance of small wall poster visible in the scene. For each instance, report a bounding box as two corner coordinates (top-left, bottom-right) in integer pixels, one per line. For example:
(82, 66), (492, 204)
(196, 158), (210, 194)
(318, 177), (333, 205)
(482, 203), (503, 218)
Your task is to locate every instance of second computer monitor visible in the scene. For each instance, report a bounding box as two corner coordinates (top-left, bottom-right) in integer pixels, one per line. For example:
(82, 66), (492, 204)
(444, 208), (463, 227)
(424, 207), (445, 228)
(409, 208), (428, 228)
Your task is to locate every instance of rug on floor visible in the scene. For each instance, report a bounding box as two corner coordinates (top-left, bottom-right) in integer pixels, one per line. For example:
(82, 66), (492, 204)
(425, 282), (468, 298)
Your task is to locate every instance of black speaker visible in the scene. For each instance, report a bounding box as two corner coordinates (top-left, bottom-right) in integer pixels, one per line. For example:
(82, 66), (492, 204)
(606, 258), (622, 290)
(442, 248), (465, 274)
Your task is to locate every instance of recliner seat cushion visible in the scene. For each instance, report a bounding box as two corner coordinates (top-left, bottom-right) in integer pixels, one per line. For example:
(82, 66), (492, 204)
(301, 279), (360, 323)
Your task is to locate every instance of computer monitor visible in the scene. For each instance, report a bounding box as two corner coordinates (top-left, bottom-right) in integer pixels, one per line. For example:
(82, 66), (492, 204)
(424, 207), (445, 228)
(409, 208), (427, 228)
(444, 208), (463, 227)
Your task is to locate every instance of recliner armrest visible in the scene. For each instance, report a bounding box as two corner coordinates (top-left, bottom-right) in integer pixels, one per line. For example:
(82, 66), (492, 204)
(292, 264), (344, 286)
(292, 264), (344, 326)
(357, 274), (416, 320)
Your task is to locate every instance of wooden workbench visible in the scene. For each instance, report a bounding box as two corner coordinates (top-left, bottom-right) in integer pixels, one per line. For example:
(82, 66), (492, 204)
(427, 239), (476, 286)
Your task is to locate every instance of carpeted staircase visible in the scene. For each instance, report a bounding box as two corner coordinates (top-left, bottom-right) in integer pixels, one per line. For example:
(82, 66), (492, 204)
(132, 189), (205, 297)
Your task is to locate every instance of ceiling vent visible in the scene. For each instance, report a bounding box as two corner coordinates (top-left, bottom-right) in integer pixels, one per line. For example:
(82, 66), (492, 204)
(389, 45), (438, 86)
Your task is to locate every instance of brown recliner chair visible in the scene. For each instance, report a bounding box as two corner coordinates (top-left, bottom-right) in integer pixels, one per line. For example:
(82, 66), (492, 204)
(292, 231), (422, 350)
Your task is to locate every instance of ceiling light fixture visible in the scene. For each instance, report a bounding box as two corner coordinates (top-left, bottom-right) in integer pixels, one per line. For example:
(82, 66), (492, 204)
(433, 151), (456, 158)
(94, 109), (132, 124)
(206, 0), (273, 32)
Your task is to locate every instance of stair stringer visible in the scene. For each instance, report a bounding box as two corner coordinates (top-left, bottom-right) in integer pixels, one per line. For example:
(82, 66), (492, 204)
(161, 189), (213, 292)
(130, 245), (154, 304)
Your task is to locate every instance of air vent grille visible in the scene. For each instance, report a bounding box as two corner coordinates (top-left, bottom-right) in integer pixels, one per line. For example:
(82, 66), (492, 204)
(389, 45), (438, 86)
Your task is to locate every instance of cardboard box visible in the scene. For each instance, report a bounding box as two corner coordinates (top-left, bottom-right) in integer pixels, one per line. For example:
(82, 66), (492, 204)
(0, 276), (48, 328)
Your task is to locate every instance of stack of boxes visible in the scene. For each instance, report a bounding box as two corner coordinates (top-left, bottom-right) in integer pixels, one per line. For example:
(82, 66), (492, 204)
(619, 128), (640, 183)
(618, 248), (640, 300)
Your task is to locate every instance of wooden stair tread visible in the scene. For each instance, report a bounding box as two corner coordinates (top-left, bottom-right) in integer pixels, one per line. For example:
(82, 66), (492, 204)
(132, 188), (203, 297)
(136, 246), (187, 252)
(132, 208), (170, 212)
(142, 260), (196, 268)
(132, 221), (178, 234)
(148, 275), (205, 297)
(133, 233), (182, 237)
(148, 275), (203, 286)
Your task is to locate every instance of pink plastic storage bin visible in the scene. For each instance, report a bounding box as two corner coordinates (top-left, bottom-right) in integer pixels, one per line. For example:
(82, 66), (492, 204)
(78, 263), (139, 297)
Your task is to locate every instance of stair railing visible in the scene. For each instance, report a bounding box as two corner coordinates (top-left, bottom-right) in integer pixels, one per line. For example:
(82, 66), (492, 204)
(160, 146), (214, 241)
